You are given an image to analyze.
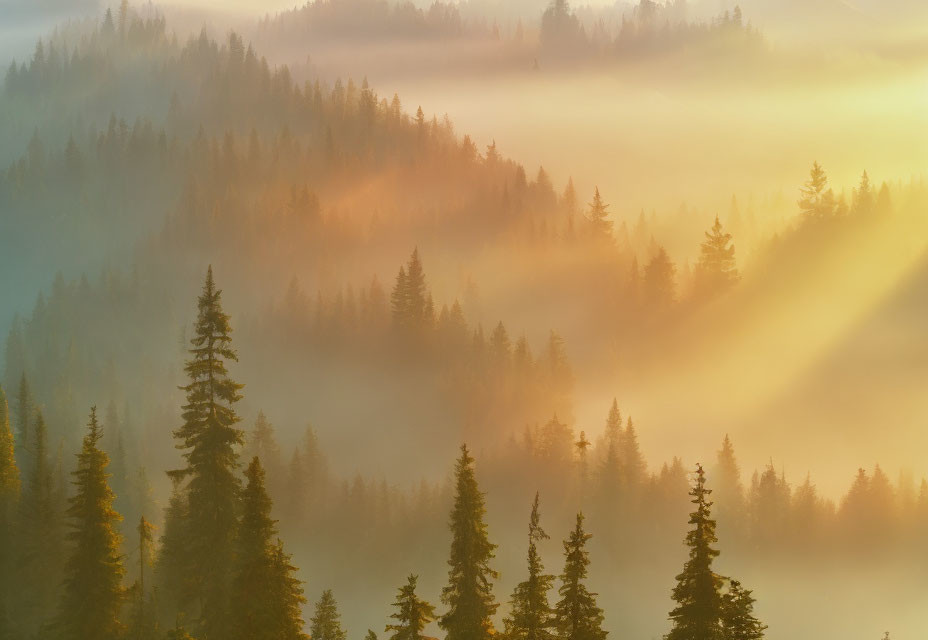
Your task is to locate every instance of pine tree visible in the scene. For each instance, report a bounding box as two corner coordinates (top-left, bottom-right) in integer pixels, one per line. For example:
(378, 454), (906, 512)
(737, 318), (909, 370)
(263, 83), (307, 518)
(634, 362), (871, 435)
(720, 580), (765, 640)
(693, 216), (738, 297)
(666, 464), (725, 640)
(56, 406), (125, 640)
(440, 444), (498, 640)
(0, 385), (20, 637)
(231, 457), (307, 640)
(587, 188), (612, 240)
(310, 589), (347, 640)
(553, 513), (606, 640)
(503, 493), (555, 640)
(798, 162), (836, 220)
(170, 266), (245, 638)
(386, 574), (435, 640)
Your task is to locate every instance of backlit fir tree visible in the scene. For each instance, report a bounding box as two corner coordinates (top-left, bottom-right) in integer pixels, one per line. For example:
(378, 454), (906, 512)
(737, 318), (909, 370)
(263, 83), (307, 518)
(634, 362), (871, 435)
(665, 464), (725, 640)
(503, 493), (555, 640)
(56, 406), (125, 640)
(386, 574), (436, 640)
(170, 266), (245, 638)
(440, 444), (499, 640)
(552, 513), (606, 640)
(310, 589), (347, 640)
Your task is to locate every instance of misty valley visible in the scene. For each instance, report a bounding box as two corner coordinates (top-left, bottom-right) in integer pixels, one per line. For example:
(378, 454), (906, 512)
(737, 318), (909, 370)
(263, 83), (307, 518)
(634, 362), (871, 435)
(1, 1), (927, 640)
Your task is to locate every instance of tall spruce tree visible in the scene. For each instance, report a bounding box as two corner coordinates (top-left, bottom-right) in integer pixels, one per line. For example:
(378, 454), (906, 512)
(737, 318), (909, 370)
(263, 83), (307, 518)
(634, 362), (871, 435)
(720, 580), (765, 640)
(170, 266), (245, 639)
(56, 406), (125, 640)
(665, 464), (725, 640)
(0, 385), (20, 637)
(504, 493), (555, 640)
(798, 162), (836, 220)
(231, 457), (307, 640)
(310, 589), (347, 640)
(386, 574), (435, 640)
(552, 513), (606, 640)
(440, 444), (498, 640)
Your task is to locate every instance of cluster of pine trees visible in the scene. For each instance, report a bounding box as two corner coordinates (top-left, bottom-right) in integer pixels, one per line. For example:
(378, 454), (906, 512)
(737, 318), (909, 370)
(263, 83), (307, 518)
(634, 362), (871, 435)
(0, 267), (769, 640)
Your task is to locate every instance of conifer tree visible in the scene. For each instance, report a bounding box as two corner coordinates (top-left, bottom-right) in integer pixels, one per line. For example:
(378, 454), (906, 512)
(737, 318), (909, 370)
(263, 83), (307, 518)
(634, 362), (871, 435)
(386, 574), (435, 640)
(504, 493), (555, 640)
(720, 580), (765, 640)
(170, 266), (244, 639)
(798, 162), (836, 220)
(0, 385), (19, 637)
(693, 216), (738, 297)
(666, 464), (725, 640)
(310, 589), (347, 640)
(440, 445), (498, 640)
(851, 171), (874, 216)
(587, 188), (612, 240)
(156, 479), (195, 619)
(56, 406), (125, 640)
(231, 457), (307, 640)
(553, 513), (606, 640)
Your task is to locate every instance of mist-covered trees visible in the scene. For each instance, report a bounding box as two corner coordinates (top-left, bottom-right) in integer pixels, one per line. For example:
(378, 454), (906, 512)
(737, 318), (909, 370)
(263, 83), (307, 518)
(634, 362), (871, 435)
(720, 580), (765, 640)
(504, 493), (555, 640)
(440, 444), (499, 640)
(56, 407), (125, 640)
(553, 513), (606, 640)
(167, 266), (245, 637)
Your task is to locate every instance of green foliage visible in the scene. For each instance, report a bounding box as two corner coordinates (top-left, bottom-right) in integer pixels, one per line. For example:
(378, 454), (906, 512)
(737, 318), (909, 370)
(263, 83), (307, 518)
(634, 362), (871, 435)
(504, 493), (555, 640)
(553, 513), (606, 640)
(440, 444), (498, 640)
(56, 406), (125, 640)
(310, 589), (347, 640)
(665, 464), (724, 640)
(386, 574), (435, 640)
(169, 266), (245, 638)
